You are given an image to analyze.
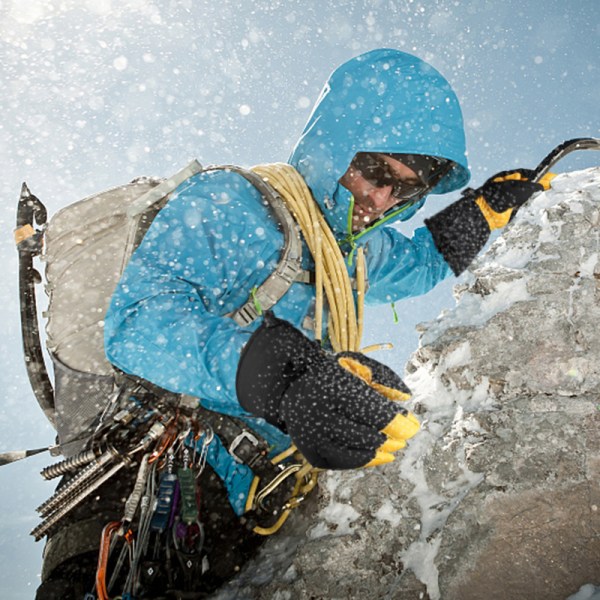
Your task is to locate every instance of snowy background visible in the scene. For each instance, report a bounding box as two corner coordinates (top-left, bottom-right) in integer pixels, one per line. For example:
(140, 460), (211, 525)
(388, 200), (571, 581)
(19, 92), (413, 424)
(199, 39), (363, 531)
(0, 1), (598, 597)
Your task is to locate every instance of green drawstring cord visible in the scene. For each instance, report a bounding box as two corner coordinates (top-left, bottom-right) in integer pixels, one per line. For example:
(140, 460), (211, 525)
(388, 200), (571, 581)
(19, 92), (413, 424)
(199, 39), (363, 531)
(343, 194), (419, 266)
(345, 195), (357, 266)
(250, 286), (262, 316)
(346, 239), (358, 267)
(347, 195), (355, 235)
(391, 302), (399, 324)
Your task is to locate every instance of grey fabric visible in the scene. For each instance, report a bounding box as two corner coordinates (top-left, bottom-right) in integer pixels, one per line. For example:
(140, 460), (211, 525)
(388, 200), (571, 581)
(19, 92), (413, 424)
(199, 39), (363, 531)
(52, 355), (115, 457)
(44, 161), (202, 376)
(44, 179), (160, 376)
(40, 516), (103, 582)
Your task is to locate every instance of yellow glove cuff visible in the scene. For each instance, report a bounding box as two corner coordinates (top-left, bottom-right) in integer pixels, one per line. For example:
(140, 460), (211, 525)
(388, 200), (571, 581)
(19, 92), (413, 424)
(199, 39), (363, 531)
(475, 196), (513, 230)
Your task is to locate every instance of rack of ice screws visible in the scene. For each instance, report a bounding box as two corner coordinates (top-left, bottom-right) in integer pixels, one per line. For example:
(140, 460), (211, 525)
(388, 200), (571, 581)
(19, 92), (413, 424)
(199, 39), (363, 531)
(32, 385), (214, 598)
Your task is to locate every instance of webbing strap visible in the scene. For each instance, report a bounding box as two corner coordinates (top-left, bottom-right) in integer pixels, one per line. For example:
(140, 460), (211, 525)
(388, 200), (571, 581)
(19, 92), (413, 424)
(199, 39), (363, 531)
(126, 159), (204, 218)
(191, 405), (279, 475)
(120, 378), (283, 491)
(186, 401), (298, 528)
(212, 166), (304, 327)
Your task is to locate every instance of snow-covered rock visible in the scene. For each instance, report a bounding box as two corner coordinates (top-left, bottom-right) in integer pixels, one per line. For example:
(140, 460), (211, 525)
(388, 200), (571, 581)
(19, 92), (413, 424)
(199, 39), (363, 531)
(217, 167), (600, 600)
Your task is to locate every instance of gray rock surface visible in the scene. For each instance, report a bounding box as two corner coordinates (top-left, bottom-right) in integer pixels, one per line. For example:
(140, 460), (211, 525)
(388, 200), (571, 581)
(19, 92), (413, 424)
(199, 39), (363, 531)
(217, 168), (600, 600)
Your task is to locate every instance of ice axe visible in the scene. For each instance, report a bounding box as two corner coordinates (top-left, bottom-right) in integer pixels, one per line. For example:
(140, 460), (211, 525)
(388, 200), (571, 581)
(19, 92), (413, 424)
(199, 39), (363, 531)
(532, 137), (600, 183)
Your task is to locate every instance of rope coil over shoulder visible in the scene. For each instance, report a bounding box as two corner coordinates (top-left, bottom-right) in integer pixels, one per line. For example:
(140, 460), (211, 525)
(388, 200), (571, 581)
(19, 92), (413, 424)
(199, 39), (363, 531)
(235, 163), (368, 535)
(251, 162), (366, 352)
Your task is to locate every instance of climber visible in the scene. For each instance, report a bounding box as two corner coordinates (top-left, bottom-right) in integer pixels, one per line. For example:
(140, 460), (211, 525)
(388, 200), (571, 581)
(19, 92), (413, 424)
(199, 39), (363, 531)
(35, 48), (548, 599)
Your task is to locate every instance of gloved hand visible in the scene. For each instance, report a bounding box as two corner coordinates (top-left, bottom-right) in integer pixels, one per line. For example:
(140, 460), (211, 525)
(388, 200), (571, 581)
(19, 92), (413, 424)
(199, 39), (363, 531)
(426, 169), (555, 275)
(472, 169), (557, 230)
(236, 312), (419, 470)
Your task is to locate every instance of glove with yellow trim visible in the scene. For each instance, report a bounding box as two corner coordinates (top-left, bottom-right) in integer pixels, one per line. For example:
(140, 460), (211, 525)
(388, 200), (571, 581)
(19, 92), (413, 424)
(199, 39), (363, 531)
(425, 169), (556, 276)
(236, 312), (419, 470)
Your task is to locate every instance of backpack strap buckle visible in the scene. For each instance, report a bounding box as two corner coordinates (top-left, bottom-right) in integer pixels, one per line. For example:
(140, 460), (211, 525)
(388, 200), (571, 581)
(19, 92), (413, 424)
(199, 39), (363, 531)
(228, 430), (264, 467)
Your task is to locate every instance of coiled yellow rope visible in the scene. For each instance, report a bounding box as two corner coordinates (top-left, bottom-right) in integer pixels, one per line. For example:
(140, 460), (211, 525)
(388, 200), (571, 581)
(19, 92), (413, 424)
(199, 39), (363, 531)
(252, 162), (365, 352)
(243, 162), (368, 535)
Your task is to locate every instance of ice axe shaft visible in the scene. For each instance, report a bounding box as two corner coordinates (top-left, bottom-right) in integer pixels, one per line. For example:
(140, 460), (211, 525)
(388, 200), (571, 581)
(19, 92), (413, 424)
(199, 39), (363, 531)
(533, 137), (600, 183)
(0, 447), (51, 466)
(15, 184), (55, 425)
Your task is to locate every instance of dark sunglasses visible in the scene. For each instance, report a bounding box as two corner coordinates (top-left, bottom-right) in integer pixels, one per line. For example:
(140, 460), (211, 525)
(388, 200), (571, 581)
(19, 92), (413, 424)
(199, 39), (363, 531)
(351, 153), (448, 203)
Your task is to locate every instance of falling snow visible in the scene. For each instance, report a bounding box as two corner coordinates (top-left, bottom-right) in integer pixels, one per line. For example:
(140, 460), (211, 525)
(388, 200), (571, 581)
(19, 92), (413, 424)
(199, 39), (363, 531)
(1, 1), (598, 598)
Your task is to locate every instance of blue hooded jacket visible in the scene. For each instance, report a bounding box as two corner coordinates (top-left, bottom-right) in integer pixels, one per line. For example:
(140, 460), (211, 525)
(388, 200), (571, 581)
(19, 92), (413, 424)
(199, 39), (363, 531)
(104, 49), (470, 514)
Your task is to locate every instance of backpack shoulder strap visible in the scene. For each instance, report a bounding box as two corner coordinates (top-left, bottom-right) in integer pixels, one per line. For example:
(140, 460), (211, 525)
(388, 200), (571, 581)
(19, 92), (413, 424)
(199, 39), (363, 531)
(210, 165), (304, 327)
(121, 159), (204, 273)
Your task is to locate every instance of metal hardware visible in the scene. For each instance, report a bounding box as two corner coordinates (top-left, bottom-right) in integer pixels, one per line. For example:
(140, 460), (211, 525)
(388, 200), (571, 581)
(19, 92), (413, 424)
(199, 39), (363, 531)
(254, 463), (303, 511)
(228, 430), (261, 465)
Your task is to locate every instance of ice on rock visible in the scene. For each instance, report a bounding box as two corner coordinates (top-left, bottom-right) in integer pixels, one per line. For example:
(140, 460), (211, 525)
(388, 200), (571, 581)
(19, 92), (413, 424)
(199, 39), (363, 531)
(215, 169), (600, 600)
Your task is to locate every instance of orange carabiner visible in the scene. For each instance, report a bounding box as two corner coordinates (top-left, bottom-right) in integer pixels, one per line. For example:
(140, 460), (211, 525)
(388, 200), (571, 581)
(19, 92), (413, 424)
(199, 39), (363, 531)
(95, 521), (121, 600)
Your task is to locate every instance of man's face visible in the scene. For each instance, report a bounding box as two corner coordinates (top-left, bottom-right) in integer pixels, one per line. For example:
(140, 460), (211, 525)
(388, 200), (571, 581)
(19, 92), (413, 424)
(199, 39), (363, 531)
(339, 154), (424, 232)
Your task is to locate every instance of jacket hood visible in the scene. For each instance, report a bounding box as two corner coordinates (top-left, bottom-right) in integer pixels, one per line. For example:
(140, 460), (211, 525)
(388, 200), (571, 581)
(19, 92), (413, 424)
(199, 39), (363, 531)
(288, 48), (470, 240)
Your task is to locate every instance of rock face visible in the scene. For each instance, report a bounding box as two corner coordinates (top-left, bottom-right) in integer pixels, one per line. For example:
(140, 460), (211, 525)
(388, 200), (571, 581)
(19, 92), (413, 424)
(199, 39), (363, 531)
(216, 168), (600, 600)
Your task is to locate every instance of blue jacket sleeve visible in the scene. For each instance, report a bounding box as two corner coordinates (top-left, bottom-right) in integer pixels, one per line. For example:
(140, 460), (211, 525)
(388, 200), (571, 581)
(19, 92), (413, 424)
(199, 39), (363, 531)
(104, 171), (282, 416)
(364, 224), (453, 305)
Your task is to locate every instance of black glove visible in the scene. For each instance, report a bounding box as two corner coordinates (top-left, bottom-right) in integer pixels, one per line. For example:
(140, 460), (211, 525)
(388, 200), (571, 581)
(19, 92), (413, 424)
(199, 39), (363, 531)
(425, 169), (544, 276)
(236, 312), (419, 470)
(474, 169), (543, 216)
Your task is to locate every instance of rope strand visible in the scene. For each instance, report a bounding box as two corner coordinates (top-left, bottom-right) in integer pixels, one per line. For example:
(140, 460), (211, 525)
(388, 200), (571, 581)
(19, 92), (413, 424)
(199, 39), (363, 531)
(251, 163), (363, 352)
(244, 163), (371, 536)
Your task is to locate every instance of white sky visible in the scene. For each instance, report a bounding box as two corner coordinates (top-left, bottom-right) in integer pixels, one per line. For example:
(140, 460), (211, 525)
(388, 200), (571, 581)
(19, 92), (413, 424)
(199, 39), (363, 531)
(0, 1), (598, 596)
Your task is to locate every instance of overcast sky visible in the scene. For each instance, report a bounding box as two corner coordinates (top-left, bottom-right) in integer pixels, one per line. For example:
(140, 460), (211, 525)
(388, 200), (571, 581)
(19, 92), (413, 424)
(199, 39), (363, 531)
(1, 1), (598, 596)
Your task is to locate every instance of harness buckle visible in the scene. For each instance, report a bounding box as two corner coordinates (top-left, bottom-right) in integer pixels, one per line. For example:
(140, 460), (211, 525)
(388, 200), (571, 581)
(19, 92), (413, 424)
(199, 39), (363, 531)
(228, 430), (263, 466)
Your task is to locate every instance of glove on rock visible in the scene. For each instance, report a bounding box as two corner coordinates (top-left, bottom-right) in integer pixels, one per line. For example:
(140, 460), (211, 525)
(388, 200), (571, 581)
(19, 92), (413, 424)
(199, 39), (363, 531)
(236, 312), (419, 470)
(425, 169), (551, 276)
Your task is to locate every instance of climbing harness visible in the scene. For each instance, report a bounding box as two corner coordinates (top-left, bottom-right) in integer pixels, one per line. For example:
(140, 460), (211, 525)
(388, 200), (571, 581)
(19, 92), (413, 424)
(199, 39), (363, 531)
(31, 374), (303, 597)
